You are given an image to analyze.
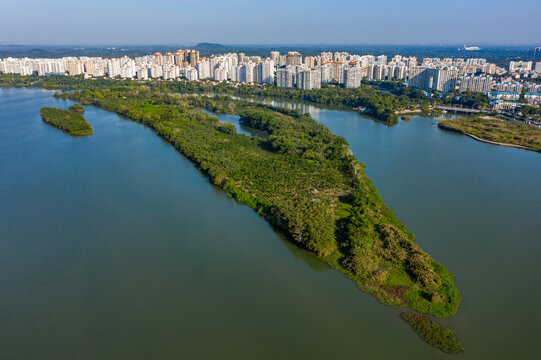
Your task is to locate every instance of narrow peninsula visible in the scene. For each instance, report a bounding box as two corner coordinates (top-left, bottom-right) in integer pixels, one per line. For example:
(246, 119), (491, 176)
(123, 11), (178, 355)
(54, 87), (462, 351)
(41, 106), (92, 136)
(438, 116), (541, 152)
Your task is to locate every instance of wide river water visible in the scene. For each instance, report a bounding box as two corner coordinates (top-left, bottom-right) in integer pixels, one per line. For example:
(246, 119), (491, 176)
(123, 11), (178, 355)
(1, 87), (540, 359)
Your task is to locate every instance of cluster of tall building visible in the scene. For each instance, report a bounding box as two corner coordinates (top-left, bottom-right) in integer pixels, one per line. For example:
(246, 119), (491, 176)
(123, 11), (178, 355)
(489, 79), (541, 93)
(273, 52), (414, 90)
(419, 57), (501, 75)
(1, 49), (540, 101)
(276, 65), (322, 90)
(508, 60), (541, 79)
(487, 79), (541, 106)
(0, 49), (202, 80)
(458, 75), (493, 93)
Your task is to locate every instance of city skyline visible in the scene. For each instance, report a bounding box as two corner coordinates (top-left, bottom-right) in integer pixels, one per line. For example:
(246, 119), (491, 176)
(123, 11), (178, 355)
(3, 48), (540, 108)
(2, 0), (540, 45)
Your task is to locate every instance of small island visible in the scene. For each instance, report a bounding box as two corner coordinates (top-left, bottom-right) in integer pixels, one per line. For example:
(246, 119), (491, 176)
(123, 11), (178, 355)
(40, 106), (92, 136)
(438, 116), (541, 152)
(69, 104), (85, 113)
(400, 311), (464, 354)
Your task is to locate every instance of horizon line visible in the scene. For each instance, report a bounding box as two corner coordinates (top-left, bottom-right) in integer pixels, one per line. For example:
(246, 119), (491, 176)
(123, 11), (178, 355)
(1, 42), (540, 48)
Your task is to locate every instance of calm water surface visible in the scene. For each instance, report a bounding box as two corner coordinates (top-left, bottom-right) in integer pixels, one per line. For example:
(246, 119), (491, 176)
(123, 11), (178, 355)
(1, 88), (540, 359)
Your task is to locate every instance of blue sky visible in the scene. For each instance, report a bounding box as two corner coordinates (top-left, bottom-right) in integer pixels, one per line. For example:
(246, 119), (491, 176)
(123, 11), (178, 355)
(1, 0), (540, 45)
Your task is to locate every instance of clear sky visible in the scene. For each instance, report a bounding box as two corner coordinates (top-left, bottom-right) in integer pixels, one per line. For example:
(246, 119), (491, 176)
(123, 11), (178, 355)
(1, 0), (540, 45)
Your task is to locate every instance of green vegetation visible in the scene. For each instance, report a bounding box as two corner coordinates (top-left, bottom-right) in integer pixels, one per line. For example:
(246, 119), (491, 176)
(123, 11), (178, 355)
(4, 74), (464, 347)
(400, 311), (464, 353)
(0, 73), (137, 90)
(69, 104), (85, 113)
(54, 88), (460, 319)
(518, 105), (541, 120)
(171, 81), (409, 124)
(0, 73), (491, 123)
(364, 80), (489, 109)
(439, 116), (541, 151)
(40, 107), (92, 136)
(171, 79), (491, 118)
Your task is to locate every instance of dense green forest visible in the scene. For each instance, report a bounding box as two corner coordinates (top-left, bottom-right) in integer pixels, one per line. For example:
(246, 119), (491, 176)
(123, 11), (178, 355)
(167, 80), (491, 121)
(50, 87), (462, 351)
(40, 106), (92, 136)
(0, 74), (491, 123)
(68, 104), (85, 113)
(170, 81), (411, 124)
(364, 80), (490, 109)
(438, 116), (541, 151)
(0, 73), (138, 90)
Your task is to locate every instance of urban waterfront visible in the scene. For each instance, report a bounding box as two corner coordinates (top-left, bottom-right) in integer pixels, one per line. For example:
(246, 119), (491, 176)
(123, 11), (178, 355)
(1, 87), (540, 359)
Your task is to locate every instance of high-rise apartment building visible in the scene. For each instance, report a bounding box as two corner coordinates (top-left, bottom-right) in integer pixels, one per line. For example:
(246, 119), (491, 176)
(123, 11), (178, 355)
(185, 67), (198, 81)
(304, 56), (317, 68)
(243, 62), (255, 83)
(154, 52), (163, 66)
(174, 50), (186, 66)
(319, 64), (332, 84)
(373, 64), (385, 80)
(270, 51), (280, 64)
(376, 55), (387, 64)
(493, 81), (523, 93)
(276, 66), (297, 87)
(164, 52), (174, 64)
(509, 61), (532, 72)
(67, 61), (84, 76)
(196, 59), (211, 79)
(258, 58), (275, 84)
(297, 69), (321, 90)
(286, 52), (302, 66)
(408, 67), (458, 92)
(276, 68), (288, 87)
(187, 50), (200, 66)
(458, 75), (493, 94)
(344, 67), (362, 88)
(394, 65), (407, 79)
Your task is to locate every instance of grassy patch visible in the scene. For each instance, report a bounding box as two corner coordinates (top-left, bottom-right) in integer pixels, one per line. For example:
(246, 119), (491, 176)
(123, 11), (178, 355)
(40, 107), (92, 136)
(439, 116), (541, 151)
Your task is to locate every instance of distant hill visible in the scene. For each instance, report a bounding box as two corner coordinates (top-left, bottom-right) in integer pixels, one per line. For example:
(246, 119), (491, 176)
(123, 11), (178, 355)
(194, 43), (226, 50)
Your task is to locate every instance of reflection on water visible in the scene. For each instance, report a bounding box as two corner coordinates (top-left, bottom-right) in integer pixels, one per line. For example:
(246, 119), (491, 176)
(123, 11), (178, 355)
(203, 109), (268, 138)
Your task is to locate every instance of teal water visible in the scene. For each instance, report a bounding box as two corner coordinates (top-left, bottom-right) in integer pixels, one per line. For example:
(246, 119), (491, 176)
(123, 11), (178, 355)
(1, 88), (540, 359)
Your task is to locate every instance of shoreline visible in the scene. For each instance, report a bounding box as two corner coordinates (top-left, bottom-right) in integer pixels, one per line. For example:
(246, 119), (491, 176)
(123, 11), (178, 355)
(465, 133), (541, 153)
(438, 123), (540, 153)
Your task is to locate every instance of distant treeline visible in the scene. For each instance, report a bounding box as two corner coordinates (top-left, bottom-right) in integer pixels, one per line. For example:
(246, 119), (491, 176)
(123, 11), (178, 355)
(169, 80), (490, 121)
(0, 74), (491, 124)
(1, 44), (538, 67)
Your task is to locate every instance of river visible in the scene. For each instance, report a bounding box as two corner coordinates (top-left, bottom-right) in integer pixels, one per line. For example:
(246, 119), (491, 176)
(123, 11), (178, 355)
(1, 87), (540, 359)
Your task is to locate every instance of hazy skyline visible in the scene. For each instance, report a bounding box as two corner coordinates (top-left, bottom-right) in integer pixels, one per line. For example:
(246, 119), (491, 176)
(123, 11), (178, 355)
(2, 0), (540, 45)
